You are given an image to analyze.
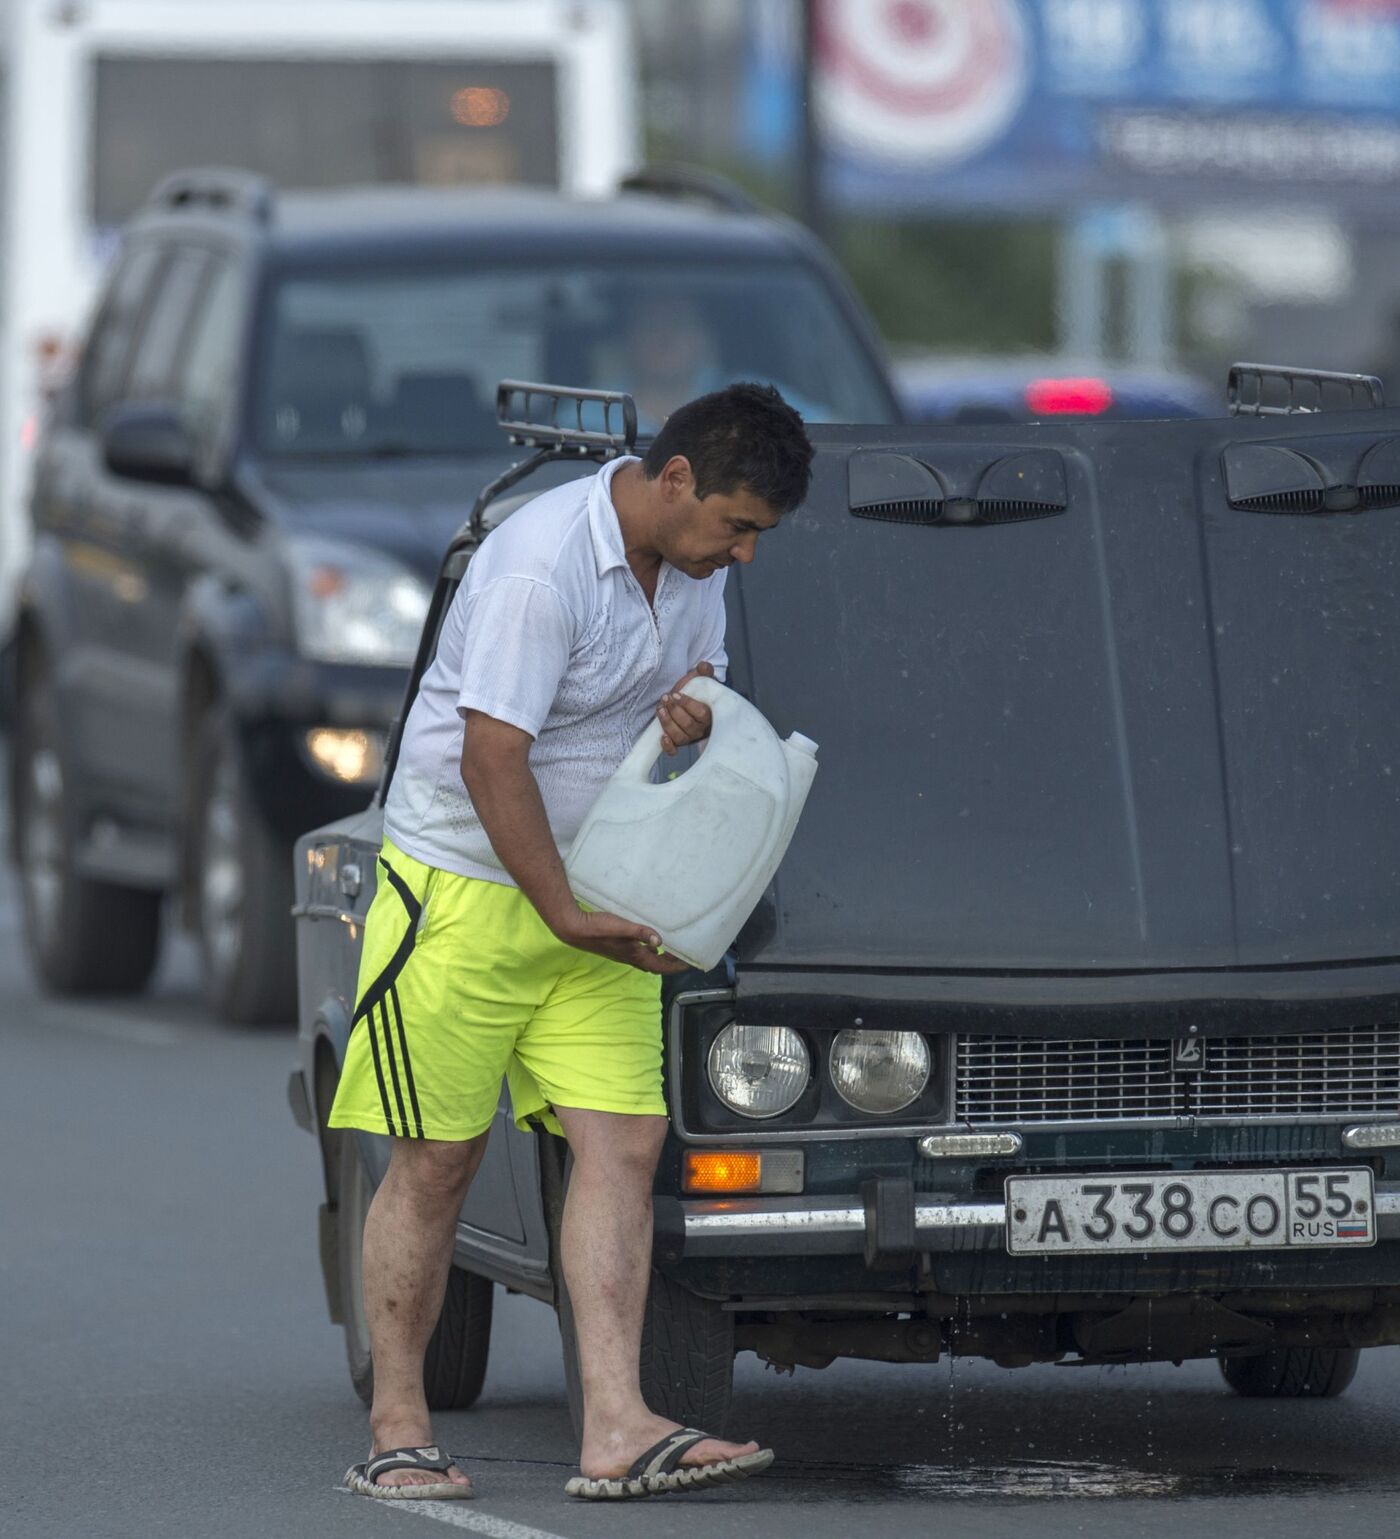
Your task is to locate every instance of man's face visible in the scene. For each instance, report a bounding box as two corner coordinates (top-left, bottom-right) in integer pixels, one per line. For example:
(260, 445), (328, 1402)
(656, 458), (784, 578)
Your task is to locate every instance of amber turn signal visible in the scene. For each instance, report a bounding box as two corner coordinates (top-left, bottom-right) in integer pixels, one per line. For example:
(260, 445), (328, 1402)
(683, 1151), (763, 1194)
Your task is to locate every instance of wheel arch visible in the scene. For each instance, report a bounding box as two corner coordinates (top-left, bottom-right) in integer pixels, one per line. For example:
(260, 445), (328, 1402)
(312, 1028), (345, 1202)
(311, 1025), (348, 1326)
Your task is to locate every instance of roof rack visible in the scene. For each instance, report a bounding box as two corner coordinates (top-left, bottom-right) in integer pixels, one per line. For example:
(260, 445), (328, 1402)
(146, 168), (274, 223)
(1228, 361), (1385, 416)
(618, 163), (760, 217)
(465, 381), (638, 544)
(495, 380), (637, 454)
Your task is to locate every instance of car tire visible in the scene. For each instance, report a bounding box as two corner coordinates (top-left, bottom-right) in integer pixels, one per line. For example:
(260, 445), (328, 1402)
(333, 1130), (494, 1411)
(13, 654), (161, 994)
(541, 1134), (734, 1442)
(190, 707), (297, 1025)
(638, 1268), (735, 1431)
(1219, 1346), (1360, 1398)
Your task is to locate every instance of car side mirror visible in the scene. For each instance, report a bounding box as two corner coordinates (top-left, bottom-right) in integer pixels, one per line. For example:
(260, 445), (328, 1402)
(100, 402), (195, 486)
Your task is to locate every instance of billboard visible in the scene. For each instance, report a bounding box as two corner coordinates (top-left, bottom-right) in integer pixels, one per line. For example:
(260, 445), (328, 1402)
(815, 0), (1400, 218)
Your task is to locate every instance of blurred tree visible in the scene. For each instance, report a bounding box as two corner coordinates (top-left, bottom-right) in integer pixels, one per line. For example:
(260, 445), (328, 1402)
(835, 216), (1059, 354)
(642, 149), (1060, 354)
(631, 0), (1060, 356)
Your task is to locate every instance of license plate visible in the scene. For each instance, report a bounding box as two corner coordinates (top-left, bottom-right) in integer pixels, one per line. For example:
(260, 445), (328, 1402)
(1006, 1168), (1376, 1255)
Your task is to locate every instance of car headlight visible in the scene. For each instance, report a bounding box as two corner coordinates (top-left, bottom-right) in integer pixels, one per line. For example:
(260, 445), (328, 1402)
(303, 727), (386, 785)
(288, 536), (431, 667)
(830, 1029), (930, 1115)
(707, 1024), (810, 1119)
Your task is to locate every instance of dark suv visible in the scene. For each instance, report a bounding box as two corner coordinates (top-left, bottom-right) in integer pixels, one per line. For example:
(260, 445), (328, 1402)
(12, 168), (901, 1022)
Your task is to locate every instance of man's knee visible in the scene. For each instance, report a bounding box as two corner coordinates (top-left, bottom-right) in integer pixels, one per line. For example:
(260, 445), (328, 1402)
(618, 1114), (668, 1171)
(386, 1129), (490, 1202)
(564, 1110), (667, 1182)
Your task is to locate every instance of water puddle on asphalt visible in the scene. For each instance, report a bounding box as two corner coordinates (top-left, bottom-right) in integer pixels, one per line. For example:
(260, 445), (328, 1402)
(767, 1457), (1400, 1503)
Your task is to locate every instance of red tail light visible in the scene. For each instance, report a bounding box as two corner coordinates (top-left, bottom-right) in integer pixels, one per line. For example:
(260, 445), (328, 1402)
(1025, 377), (1114, 416)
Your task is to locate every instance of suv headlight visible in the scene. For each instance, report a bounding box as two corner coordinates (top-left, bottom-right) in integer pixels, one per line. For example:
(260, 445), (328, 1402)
(707, 1024), (810, 1119)
(288, 536), (431, 667)
(830, 1029), (930, 1114)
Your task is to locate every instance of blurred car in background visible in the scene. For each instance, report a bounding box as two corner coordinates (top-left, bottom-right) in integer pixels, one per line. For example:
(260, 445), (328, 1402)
(11, 167), (901, 1023)
(896, 354), (1216, 424)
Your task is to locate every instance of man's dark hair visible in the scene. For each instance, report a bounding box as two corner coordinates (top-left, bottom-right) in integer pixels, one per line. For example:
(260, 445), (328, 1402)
(640, 382), (814, 514)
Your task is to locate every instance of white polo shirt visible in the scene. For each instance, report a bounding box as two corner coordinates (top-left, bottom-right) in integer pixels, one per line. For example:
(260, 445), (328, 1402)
(384, 456), (729, 883)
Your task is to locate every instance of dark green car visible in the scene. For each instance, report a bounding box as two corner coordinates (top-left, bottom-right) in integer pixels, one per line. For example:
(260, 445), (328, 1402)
(291, 364), (1400, 1429)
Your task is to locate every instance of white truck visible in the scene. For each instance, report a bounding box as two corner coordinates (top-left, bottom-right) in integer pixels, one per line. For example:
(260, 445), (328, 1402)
(0, 0), (637, 641)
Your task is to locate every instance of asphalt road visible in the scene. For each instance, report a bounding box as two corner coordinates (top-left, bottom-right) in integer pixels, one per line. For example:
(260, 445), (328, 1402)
(9, 862), (1400, 1539)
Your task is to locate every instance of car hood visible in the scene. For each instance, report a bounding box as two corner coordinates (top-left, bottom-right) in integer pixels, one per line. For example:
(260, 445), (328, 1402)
(247, 453), (585, 578)
(729, 413), (1400, 975)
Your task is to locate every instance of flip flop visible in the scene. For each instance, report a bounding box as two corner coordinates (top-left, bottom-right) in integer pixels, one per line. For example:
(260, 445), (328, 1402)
(564, 1428), (774, 1499)
(345, 1444), (474, 1501)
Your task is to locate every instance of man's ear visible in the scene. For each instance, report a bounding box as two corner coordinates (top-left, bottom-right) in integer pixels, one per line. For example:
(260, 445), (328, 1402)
(659, 454), (696, 502)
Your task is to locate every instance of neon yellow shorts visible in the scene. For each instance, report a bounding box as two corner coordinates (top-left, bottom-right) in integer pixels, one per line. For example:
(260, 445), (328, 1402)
(326, 839), (665, 1142)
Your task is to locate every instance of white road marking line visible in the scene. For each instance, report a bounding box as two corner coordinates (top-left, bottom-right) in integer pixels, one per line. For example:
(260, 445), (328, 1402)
(336, 1488), (573, 1539)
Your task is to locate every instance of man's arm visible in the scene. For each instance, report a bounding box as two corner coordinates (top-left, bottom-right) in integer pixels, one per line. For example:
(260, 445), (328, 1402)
(461, 710), (687, 975)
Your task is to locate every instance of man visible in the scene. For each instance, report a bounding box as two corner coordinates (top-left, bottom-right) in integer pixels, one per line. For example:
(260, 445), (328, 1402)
(329, 382), (814, 1501)
(601, 291), (826, 432)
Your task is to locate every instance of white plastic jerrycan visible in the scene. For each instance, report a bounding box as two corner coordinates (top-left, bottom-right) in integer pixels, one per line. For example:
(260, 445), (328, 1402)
(564, 675), (818, 970)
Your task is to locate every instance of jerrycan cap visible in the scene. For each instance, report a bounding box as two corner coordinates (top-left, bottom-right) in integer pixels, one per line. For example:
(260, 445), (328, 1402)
(786, 731), (819, 757)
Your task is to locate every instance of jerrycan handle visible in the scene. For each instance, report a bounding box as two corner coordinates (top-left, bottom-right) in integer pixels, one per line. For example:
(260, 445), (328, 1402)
(614, 674), (732, 787)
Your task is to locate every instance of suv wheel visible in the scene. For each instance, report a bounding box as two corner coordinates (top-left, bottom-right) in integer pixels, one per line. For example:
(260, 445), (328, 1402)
(333, 1130), (494, 1410)
(190, 708), (296, 1024)
(541, 1134), (734, 1441)
(13, 656), (161, 993)
(1219, 1347), (1360, 1398)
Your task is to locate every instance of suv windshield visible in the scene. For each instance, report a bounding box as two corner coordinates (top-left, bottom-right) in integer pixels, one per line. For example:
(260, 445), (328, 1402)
(252, 260), (897, 457)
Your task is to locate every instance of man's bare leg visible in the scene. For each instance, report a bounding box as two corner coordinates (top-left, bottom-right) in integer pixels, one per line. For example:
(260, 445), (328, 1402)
(553, 1106), (761, 1479)
(359, 1132), (489, 1490)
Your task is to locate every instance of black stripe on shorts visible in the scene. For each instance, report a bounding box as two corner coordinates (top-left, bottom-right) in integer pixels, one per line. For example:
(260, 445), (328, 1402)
(364, 999), (399, 1137)
(350, 854), (426, 1139)
(377, 997), (413, 1139)
(390, 984), (425, 1139)
(352, 857), (423, 1026)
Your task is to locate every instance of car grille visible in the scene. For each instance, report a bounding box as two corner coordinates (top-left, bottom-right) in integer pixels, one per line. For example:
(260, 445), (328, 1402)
(955, 1025), (1400, 1125)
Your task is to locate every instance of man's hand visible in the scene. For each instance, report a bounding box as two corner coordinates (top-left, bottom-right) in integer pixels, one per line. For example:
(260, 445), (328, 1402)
(551, 907), (690, 975)
(657, 659), (716, 757)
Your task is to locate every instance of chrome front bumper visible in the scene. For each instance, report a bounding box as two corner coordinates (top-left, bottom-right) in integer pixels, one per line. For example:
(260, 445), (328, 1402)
(681, 1190), (1400, 1257)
